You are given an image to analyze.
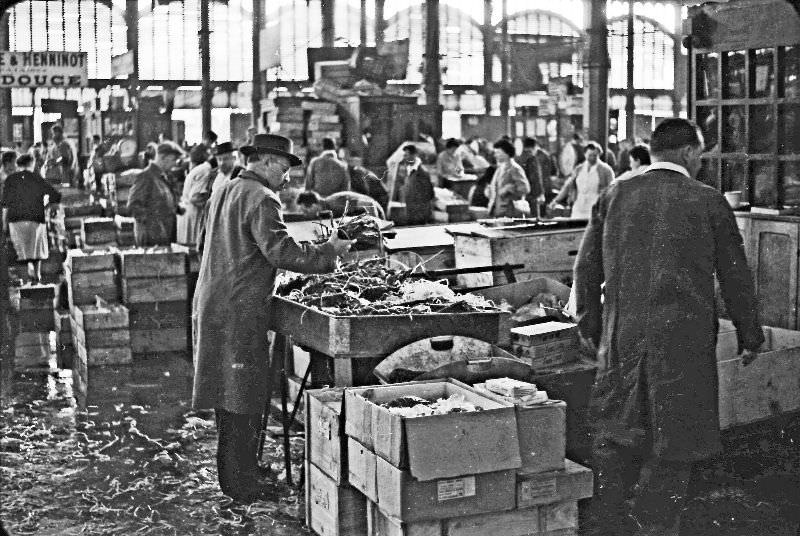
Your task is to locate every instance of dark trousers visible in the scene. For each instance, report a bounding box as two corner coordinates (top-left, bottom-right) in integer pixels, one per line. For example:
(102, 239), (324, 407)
(214, 408), (262, 502)
(584, 432), (692, 536)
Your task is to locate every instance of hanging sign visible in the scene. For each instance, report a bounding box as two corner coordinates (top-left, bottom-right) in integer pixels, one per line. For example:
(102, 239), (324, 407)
(0, 51), (89, 88)
(111, 51), (135, 79)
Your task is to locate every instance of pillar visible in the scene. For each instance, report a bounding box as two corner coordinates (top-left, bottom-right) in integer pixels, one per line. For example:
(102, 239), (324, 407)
(0, 12), (12, 146)
(482, 0), (493, 115)
(200, 0), (212, 137)
(322, 0), (335, 48)
(423, 0), (441, 106)
(500, 0), (510, 131)
(360, 0), (367, 45)
(125, 0), (140, 148)
(375, 0), (385, 46)
(252, 0), (263, 129)
(625, 0), (635, 140)
(672, 4), (685, 118)
(584, 0), (610, 148)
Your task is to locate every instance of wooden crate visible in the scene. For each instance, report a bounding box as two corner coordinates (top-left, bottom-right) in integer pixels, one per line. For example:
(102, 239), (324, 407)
(70, 320), (131, 348)
(17, 308), (55, 332)
(375, 457), (516, 523)
(717, 325), (800, 428)
(305, 388), (347, 484)
(270, 297), (510, 360)
(348, 437), (378, 502)
(516, 460), (594, 509)
(122, 276), (187, 303)
(127, 301), (187, 330)
(71, 303), (129, 331)
(56, 331), (76, 369)
(129, 328), (187, 354)
(452, 227), (584, 287)
(119, 245), (188, 277)
(344, 380), (520, 480)
(18, 284), (57, 310)
(65, 267), (119, 306)
(15, 332), (51, 368)
(65, 248), (117, 274)
(74, 341), (132, 367)
(306, 463), (368, 536)
(81, 218), (117, 246)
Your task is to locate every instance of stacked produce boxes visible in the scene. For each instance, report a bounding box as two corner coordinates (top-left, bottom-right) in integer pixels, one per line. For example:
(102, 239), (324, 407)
(510, 322), (579, 369)
(64, 249), (119, 308)
(80, 217), (118, 250)
(11, 284), (57, 369)
(119, 245), (189, 356)
(303, 100), (342, 148)
(114, 216), (136, 247)
(305, 379), (593, 536)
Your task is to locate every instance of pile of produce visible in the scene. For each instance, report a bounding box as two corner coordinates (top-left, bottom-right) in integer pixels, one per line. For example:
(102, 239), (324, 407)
(380, 393), (482, 417)
(314, 213), (382, 250)
(277, 258), (500, 316)
(503, 292), (572, 323)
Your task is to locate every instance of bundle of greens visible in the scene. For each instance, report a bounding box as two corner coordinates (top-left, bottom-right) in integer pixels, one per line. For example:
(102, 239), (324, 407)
(277, 258), (500, 316)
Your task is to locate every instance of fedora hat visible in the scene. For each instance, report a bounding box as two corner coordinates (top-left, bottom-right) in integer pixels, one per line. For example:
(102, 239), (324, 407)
(240, 134), (302, 167)
(214, 141), (236, 155)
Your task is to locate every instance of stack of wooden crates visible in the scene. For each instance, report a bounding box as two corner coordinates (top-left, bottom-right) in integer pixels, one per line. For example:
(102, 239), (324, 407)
(119, 245), (189, 357)
(303, 100), (342, 149)
(305, 379), (593, 536)
(81, 218), (118, 250)
(12, 285), (57, 369)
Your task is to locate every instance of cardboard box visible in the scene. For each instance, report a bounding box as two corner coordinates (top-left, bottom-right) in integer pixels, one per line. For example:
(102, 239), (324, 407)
(717, 324), (800, 428)
(305, 387), (347, 484)
(306, 463), (368, 536)
(367, 501), (442, 536)
(517, 459), (593, 508)
(447, 501), (578, 536)
(376, 457), (516, 523)
(348, 437), (378, 502)
(511, 322), (578, 368)
(473, 388), (566, 475)
(344, 379), (521, 481)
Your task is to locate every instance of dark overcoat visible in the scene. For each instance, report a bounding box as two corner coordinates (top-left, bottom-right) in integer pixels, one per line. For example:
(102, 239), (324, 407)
(127, 162), (178, 246)
(192, 170), (336, 414)
(573, 166), (764, 462)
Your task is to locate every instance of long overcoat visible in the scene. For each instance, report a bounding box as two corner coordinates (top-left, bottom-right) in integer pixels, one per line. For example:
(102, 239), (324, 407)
(127, 162), (177, 246)
(573, 167), (764, 462)
(192, 169), (336, 414)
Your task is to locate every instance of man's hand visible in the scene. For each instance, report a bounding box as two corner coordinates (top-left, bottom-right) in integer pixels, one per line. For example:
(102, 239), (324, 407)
(327, 233), (355, 257)
(741, 348), (759, 366)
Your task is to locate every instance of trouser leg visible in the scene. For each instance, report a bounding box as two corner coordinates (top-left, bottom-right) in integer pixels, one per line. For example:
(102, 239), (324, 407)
(215, 408), (263, 502)
(628, 458), (692, 536)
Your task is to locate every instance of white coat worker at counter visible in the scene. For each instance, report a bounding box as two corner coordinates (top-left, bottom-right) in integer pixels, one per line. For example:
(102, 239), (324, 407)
(549, 142), (614, 219)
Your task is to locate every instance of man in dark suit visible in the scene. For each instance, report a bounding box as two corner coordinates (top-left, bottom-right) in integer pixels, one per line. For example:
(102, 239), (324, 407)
(400, 144), (434, 225)
(516, 137), (544, 217)
(128, 142), (184, 246)
(574, 118), (764, 536)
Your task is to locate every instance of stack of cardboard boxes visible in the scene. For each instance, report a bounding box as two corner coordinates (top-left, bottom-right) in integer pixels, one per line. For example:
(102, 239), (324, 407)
(305, 379), (593, 536)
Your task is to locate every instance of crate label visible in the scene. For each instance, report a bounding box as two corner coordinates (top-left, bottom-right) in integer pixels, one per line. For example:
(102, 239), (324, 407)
(520, 475), (558, 501)
(317, 415), (332, 440)
(437, 476), (476, 501)
(311, 484), (331, 510)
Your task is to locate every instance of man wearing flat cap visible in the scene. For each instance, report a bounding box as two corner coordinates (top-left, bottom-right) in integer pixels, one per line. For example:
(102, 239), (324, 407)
(192, 134), (353, 503)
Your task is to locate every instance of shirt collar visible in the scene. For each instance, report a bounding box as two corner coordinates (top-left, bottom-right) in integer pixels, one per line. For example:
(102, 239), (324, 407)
(647, 161), (691, 179)
(406, 158), (421, 172)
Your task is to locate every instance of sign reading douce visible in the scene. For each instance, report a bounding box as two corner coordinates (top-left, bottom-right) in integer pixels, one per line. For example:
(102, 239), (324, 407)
(0, 51), (89, 88)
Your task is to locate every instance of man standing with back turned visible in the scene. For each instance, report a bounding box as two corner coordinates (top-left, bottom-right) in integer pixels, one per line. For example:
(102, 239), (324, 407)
(192, 134), (352, 503)
(574, 118), (764, 536)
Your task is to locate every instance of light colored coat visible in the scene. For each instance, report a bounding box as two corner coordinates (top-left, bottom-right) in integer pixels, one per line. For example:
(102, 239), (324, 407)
(177, 161), (213, 246)
(192, 169), (336, 414)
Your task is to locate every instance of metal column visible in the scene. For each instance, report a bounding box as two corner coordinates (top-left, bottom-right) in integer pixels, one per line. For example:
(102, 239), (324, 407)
(584, 0), (610, 149)
(321, 0), (335, 48)
(251, 0), (263, 129)
(374, 0), (385, 46)
(500, 0), (510, 132)
(423, 0), (441, 107)
(200, 0), (212, 137)
(482, 0), (493, 115)
(625, 0), (635, 141)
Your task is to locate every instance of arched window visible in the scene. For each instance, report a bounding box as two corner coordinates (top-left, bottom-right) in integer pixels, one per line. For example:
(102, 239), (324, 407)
(608, 14), (675, 90)
(383, 2), (483, 85)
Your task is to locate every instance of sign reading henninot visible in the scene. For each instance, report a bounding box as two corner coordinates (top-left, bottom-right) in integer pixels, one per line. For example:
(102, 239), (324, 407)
(0, 51), (89, 88)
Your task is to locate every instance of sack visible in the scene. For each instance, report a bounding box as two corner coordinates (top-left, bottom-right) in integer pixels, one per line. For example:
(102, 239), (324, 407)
(512, 198), (531, 216)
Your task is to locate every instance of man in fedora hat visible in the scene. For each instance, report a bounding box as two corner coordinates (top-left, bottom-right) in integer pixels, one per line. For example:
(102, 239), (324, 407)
(192, 133), (353, 503)
(208, 141), (243, 196)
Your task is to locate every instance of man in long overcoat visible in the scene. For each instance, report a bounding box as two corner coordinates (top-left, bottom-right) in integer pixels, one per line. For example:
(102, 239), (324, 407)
(192, 134), (352, 503)
(127, 143), (183, 246)
(573, 118), (764, 535)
